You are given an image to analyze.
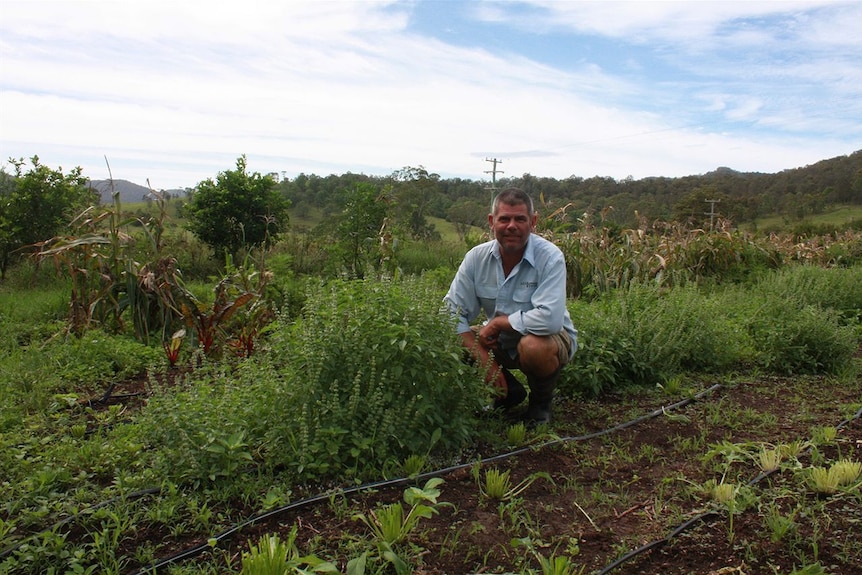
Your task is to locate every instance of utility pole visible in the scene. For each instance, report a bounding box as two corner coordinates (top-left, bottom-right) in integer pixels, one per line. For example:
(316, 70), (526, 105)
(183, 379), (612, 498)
(484, 158), (503, 202)
(704, 199), (720, 232)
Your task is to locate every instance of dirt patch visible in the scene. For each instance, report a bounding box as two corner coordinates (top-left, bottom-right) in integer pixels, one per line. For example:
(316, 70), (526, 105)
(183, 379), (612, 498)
(130, 374), (862, 575)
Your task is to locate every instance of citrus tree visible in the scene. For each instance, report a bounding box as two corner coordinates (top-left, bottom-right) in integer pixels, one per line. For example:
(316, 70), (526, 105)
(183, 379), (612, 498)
(0, 156), (94, 279)
(184, 155), (290, 259)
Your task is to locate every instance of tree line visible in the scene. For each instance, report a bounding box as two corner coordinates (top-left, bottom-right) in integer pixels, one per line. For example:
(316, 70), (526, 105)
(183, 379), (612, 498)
(2, 150), (860, 280)
(281, 150), (862, 230)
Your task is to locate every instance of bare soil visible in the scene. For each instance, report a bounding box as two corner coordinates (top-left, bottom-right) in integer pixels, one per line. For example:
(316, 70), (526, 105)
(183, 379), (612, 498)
(99, 372), (861, 574)
(73, 366), (862, 575)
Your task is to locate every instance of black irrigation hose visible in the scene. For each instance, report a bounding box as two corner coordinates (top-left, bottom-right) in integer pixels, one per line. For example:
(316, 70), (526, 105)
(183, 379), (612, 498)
(132, 383), (723, 575)
(593, 402), (862, 575)
(88, 381), (147, 407)
(94, 381), (117, 405)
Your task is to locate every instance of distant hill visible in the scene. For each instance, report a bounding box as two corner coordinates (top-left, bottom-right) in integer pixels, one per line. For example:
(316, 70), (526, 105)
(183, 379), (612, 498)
(87, 179), (186, 204)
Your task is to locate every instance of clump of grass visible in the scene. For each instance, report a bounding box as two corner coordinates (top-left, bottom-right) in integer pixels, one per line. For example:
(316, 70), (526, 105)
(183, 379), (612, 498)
(478, 468), (551, 501)
(506, 422), (527, 446)
(241, 527), (337, 574)
(481, 468), (513, 501)
(401, 454), (426, 478)
(763, 504), (797, 543)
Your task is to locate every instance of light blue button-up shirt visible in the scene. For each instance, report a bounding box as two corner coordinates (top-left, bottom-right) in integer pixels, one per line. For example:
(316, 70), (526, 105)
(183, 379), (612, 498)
(444, 233), (577, 359)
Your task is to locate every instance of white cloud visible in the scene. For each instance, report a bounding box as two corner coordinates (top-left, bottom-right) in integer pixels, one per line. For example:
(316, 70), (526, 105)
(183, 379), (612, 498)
(1, 0), (859, 187)
(491, 1), (850, 44)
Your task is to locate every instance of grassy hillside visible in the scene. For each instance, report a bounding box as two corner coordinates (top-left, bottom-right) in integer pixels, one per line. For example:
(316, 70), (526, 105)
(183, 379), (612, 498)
(749, 204), (862, 233)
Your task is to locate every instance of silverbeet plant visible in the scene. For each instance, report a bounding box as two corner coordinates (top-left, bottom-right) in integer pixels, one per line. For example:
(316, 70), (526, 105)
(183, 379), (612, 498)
(807, 459), (862, 495)
(708, 480), (756, 544)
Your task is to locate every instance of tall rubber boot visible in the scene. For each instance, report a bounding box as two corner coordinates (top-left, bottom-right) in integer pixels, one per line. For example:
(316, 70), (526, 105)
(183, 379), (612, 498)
(493, 369), (527, 411)
(525, 368), (560, 427)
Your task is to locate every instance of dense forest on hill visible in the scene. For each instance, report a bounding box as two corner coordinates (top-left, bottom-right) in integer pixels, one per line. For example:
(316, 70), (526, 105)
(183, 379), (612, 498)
(279, 150), (862, 230)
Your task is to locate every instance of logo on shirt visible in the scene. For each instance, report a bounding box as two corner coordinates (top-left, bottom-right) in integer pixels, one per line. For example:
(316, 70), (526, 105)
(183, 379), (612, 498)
(520, 281), (538, 289)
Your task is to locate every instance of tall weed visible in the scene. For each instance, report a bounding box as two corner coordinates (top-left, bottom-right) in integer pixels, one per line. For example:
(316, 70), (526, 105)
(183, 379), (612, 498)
(753, 265), (862, 323)
(551, 213), (779, 299)
(563, 283), (746, 396)
(742, 298), (856, 375)
(562, 266), (859, 395)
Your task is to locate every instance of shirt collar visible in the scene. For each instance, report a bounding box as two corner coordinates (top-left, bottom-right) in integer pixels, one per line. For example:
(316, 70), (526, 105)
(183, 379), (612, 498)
(491, 233), (536, 267)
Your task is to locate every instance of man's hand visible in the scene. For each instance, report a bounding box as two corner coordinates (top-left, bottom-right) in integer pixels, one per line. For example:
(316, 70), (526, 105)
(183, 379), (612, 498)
(479, 314), (512, 349)
(459, 329), (506, 393)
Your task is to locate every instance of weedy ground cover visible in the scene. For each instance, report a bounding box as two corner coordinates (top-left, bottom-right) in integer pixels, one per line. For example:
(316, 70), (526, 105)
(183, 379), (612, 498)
(0, 255), (859, 573)
(208, 375), (861, 575)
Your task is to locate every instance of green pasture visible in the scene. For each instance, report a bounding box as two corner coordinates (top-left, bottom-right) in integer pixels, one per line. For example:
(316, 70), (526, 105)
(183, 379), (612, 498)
(748, 203), (862, 232)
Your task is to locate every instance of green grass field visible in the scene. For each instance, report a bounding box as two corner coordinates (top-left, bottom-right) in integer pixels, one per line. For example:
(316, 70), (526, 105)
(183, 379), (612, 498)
(748, 204), (862, 232)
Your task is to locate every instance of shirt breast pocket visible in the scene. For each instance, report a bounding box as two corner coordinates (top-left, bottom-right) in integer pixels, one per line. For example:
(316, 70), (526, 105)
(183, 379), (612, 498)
(512, 286), (534, 306)
(476, 284), (497, 313)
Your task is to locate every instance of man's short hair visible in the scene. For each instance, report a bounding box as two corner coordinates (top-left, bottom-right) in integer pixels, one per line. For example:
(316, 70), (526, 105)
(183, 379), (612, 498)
(491, 187), (534, 216)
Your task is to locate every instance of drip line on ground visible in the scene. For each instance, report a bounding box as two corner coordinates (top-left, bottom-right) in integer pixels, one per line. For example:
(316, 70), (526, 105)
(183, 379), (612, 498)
(10, 380), (858, 573)
(593, 402), (862, 575)
(130, 383), (723, 574)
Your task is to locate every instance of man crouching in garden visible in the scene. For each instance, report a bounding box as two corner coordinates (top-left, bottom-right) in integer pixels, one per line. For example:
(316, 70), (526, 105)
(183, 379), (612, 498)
(444, 187), (578, 426)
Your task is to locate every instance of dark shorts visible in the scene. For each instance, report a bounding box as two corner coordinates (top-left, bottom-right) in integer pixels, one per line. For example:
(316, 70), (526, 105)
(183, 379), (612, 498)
(471, 326), (573, 368)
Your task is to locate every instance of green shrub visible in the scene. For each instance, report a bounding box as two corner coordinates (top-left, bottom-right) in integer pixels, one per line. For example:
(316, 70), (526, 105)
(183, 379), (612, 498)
(265, 277), (484, 479)
(563, 283), (748, 396)
(735, 266), (859, 374)
(743, 299), (856, 375)
(134, 277), (485, 486)
(561, 266), (859, 395)
(754, 265), (862, 323)
(562, 300), (629, 396)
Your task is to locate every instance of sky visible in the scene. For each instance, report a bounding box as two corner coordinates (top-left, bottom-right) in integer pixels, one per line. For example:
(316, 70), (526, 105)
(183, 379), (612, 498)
(1, 0), (860, 190)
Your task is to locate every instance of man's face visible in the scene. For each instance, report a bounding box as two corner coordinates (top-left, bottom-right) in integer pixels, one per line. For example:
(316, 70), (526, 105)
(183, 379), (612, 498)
(489, 202), (536, 255)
